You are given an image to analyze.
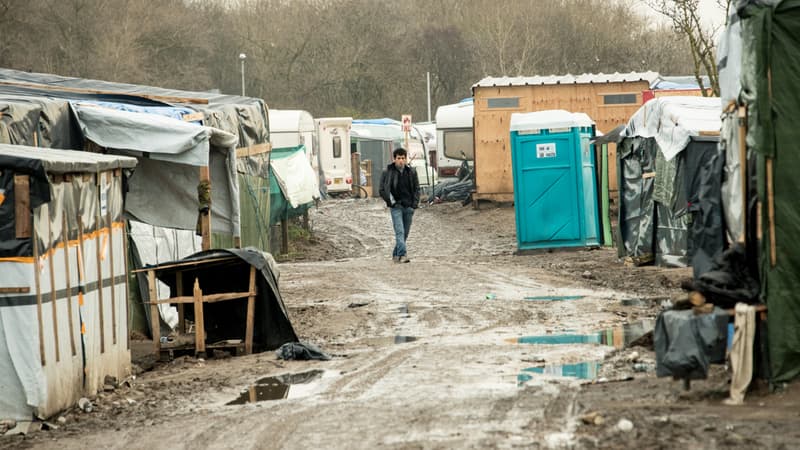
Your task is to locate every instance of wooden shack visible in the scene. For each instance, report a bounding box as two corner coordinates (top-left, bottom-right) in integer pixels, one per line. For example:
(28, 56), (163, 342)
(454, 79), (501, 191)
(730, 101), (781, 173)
(471, 72), (660, 203)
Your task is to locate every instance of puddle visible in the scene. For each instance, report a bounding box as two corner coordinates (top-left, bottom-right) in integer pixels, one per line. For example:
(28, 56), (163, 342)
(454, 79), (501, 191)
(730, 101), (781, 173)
(226, 370), (324, 405)
(523, 295), (584, 301)
(507, 320), (653, 349)
(394, 335), (417, 344)
(517, 361), (601, 384)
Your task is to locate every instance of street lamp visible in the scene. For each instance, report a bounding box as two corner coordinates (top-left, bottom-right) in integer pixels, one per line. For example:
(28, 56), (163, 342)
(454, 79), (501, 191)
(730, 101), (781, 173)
(239, 53), (246, 97)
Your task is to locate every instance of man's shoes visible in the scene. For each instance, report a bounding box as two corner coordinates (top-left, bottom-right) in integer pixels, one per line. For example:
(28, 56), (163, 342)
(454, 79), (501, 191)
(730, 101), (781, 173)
(398, 256), (410, 263)
(392, 256), (400, 263)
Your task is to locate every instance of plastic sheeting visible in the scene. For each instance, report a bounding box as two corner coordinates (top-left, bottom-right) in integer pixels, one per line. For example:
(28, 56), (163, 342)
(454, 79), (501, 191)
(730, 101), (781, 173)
(624, 97), (722, 161)
(270, 145), (320, 208)
(1, 146), (134, 420)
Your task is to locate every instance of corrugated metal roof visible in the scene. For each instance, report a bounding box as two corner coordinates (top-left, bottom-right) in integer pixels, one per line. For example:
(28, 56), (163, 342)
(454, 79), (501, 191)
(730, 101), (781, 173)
(472, 71), (661, 89)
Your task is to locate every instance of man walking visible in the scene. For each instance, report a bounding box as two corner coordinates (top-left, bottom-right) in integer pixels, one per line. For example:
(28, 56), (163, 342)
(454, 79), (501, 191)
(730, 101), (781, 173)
(379, 148), (420, 263)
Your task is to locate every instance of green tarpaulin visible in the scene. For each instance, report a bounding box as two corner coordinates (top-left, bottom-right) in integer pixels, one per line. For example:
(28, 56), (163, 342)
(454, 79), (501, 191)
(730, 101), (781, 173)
(741, 0), (800, 383)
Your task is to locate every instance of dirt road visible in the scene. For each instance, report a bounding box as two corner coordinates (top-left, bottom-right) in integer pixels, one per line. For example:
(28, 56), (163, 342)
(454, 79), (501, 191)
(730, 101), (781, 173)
(4, 199), (799, 449)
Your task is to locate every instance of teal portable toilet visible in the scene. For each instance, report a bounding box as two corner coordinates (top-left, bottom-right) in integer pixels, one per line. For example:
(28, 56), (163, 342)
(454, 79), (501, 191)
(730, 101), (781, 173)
(510, 110), (600, 251)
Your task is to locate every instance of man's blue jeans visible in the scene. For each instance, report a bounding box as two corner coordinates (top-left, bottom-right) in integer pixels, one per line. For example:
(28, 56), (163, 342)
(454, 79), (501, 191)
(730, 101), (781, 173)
(390, 205), (415, 257)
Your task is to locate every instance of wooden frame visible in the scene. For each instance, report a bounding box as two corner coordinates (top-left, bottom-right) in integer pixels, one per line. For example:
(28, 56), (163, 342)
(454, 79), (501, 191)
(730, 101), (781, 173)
(144, 259), (258, 357)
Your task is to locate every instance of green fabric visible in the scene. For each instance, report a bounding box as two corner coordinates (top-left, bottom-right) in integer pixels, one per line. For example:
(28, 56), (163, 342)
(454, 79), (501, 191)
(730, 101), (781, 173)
(238, 172), (271, 252)
(743, 0), (800, 383)
(653, 150), (678, 210)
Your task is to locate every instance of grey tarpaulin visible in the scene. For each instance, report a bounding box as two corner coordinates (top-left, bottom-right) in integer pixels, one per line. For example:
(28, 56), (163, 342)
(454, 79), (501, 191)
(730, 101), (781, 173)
(655, 307), (729, 380)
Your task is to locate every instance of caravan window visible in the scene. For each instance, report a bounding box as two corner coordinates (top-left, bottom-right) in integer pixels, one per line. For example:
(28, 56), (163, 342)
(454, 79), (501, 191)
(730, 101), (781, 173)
(443, 130), (474, 160)
(333, 136), (342, 158)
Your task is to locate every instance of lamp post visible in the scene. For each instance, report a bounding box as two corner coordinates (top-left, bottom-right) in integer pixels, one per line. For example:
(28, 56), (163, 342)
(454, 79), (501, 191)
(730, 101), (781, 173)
(239, 53), (246, 97)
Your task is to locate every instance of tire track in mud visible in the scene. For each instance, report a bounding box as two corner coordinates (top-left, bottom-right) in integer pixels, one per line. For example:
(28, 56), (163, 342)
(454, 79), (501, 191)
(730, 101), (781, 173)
(324, 345), (417, 400)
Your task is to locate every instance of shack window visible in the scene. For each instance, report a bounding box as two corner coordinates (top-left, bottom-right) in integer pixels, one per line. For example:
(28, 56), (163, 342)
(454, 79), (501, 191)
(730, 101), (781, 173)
(603, 93), (637, 105)
(487, 97), (520, 109)
(443, 130), (474, 160)
(333, 136), (342, 158)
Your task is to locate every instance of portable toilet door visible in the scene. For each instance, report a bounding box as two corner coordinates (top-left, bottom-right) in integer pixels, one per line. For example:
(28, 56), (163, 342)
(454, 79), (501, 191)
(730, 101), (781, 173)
(316, 117), (353, 194)
(509, 110), (600, 250)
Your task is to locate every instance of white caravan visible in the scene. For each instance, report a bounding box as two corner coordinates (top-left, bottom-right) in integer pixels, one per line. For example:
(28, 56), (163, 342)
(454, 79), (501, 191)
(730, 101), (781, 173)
(316, 117), (353, 194)
(268, 109), (319, 179)
(435, 99), (474, 181)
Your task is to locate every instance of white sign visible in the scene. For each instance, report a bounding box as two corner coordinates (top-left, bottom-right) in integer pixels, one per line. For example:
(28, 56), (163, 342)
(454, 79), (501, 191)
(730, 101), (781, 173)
(401, 114), (412, 132)
(536, 143), (557, 158)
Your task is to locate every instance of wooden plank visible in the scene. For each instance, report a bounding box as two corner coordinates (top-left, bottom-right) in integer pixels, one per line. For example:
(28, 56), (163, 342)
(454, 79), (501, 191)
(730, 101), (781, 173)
(33, 219), (45, 366)
(47, 217), (60, 362)
(95, 187), (105, 355)
(107, 207), (117, 346)
(14, 175), (31, 239)
(148, 270), (160, 354)
(698, 130), (720, 137)
(122, 219), (131, 351)
(62, 214), (76, 356)
(176, 273), (184, 334)
(149, 291), (251, 305)
(130, 256), (238, 273)
(0, 80), (210, 104)
(245, 266), (256, 355)
(767, 158), (776, 267)
(0, 287), (30, 293)
(193, 278), (205, 355)
(235, 143), (271, 158)
(199, 166), (211, 251)
(181, 112), (205, 122)
(738, 106), (747, 244)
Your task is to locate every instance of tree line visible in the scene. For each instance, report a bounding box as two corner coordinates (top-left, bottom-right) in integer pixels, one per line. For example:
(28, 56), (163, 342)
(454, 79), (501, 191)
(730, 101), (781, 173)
(0, 0), (702, 121)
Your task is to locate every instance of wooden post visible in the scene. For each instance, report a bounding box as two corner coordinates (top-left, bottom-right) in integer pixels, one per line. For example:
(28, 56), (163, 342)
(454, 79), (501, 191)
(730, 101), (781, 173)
(351, 152), (360, 196)
(148, 270), (160, 354)
(767, 159), (776, 267)
(193, 278), (206, 356)
(245, 266), (256, 354)
(62, 214), (76, 356)
(95, 175), (105, 355)
(176, 273), (185, 334)
(122, 219), (131, 350)
(33, 216), (45, 366)
(106, 183), (117, 346)
(738, 106), (747, 244)
(47, 212), (60, 362)
(199, 167), (211, 251)
(14, 175), (31, 238)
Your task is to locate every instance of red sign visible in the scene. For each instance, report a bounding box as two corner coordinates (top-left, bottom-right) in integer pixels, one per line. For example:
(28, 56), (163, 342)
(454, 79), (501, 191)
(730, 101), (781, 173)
(401, 114), (412, 132)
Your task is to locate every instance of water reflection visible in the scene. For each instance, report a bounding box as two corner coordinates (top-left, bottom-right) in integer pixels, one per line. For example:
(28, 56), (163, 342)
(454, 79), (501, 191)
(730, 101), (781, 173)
(517, 361), (601, 385)
(507, 320), (653, 349)
(227, 370), (324, 405)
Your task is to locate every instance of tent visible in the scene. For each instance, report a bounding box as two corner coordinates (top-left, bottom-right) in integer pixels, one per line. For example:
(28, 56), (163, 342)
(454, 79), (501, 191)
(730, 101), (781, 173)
(720, 0), (800, 384)
(617, 96), (723, 268)
(269, 145), (319, 226)
(0, 145), (137, 421)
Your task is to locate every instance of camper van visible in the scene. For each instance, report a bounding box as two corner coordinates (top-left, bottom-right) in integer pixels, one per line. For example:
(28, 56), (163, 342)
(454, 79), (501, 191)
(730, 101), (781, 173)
(316, 117), (353, 194)
(268, 109), (318, 178)
(435, 98), (474, 181)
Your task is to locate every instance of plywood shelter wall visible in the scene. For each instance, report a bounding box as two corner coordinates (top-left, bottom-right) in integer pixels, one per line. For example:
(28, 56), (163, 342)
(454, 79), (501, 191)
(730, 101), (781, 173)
(473, 81), (650, 200)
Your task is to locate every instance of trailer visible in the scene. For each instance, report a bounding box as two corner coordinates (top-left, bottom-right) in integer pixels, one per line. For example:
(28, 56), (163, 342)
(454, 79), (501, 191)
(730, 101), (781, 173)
(316, 117), (353, 194)
(435, 98), (474, 182)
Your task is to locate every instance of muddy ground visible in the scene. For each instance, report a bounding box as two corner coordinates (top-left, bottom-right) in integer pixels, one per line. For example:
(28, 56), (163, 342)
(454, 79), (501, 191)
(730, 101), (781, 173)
(3, 198), (799, 449)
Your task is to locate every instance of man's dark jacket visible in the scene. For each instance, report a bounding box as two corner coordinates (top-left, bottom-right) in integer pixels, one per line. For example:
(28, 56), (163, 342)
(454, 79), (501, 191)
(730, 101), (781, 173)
(379, 163), (420, 208)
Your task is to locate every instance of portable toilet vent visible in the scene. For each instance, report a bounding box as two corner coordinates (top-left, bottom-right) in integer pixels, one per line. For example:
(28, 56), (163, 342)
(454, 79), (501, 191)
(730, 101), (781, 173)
(509, 110), (600, 251)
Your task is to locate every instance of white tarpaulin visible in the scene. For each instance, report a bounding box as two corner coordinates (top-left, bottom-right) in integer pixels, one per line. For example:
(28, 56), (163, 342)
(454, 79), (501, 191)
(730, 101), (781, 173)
(623, 97), (722, 161)
(271, 146), (320, 208)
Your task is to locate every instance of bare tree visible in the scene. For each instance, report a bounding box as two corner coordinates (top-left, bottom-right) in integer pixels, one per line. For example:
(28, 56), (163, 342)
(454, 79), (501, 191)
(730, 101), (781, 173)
(647, 0), (722, 96)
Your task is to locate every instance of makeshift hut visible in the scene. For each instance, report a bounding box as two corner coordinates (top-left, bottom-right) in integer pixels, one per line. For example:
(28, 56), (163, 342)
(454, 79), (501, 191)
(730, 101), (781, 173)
(0, 145), (137, 421)
(616, 96), (722, 268)
(717, 0), (800, 384)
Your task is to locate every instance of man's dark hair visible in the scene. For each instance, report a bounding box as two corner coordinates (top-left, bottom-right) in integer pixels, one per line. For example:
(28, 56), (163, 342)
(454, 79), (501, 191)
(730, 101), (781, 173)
(393, 147), (407, 158)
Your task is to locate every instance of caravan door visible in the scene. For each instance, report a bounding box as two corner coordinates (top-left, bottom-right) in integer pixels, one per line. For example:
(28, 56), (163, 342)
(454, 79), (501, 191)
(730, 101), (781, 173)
(316, 117), (353, 194)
